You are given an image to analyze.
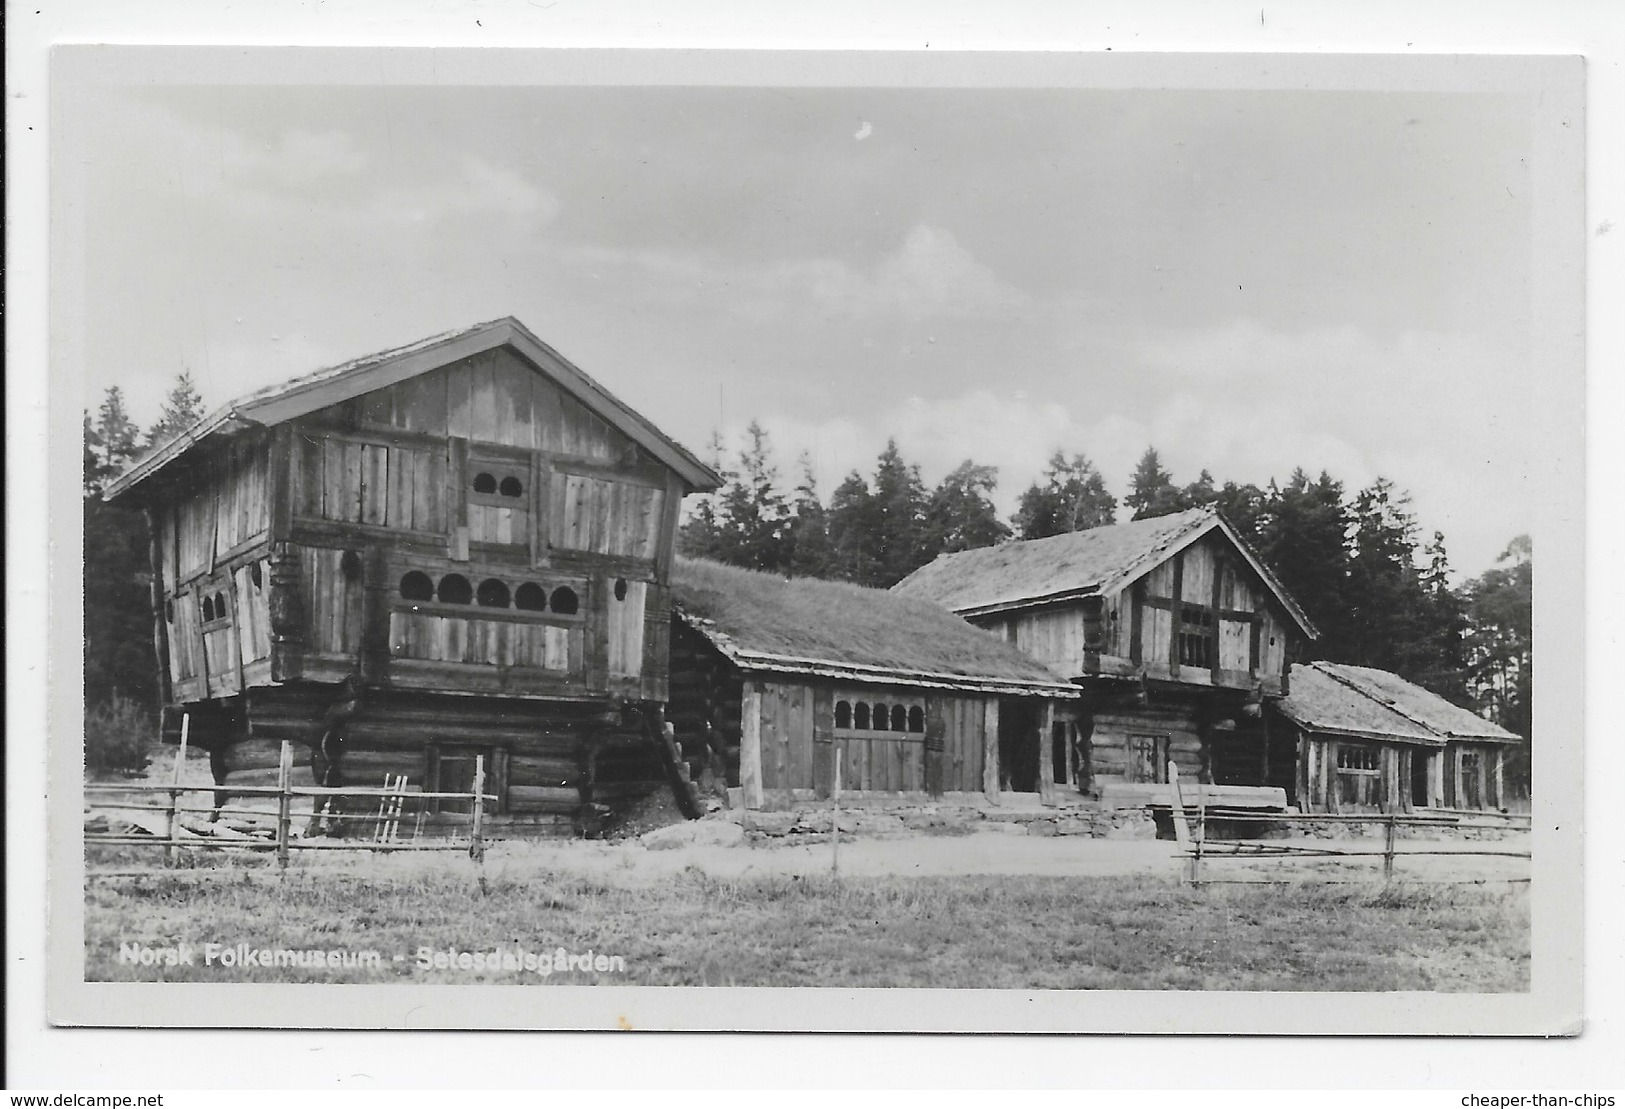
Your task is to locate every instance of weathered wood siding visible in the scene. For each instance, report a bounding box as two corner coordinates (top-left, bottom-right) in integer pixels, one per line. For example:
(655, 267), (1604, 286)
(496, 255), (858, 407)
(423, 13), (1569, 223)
(1088, 701), (1203, 785)
(747, 680), (990, 795)
(1292, 730), (1426, 814)
(988, 533), (1300, 694)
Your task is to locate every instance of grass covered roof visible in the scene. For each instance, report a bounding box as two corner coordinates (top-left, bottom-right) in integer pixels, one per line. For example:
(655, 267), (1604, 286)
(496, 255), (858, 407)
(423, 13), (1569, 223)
(672, 557), (1077, 695)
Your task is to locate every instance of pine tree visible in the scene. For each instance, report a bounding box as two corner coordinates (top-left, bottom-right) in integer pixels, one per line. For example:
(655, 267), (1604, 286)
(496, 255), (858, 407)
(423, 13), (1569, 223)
(86, 386), (142, 494)
(1213, 480), (1268, 544)
(786, 453), (834, 580)
(827, 472), (877, 584)
(145, 372), (205, 449)
(1414, 531), (1470, 702)
(716, 421), (791, 573)
(870, 440), (930, 586)
(678, 432), (732, 560)
(1463, 536), (1532, 801)
(1012, 451), (1116, 539)
(924, 460), (1010, 555)
(1124, 447), (1181, 520)
(83, 385), (160, 729)
(1256, 469), (1350, 656)
(1341, 477), (1434, 677)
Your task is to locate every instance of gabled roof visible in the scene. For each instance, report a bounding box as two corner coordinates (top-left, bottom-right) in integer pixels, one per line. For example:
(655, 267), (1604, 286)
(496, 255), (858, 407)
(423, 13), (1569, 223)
(672, 557), (1078, 697)
(104, 317), (722, 500)
(891, 507), (1318, 638)
(1275, 661), (1521, 745)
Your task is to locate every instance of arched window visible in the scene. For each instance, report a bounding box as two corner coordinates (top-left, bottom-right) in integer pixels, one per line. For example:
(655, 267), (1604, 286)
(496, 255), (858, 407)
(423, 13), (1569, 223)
(249, 561), (263, 589)
(476, 579), (511, 608)
(499, 475), (523, 498)
(472, 472), (497, 495)
(340, 550), (363, 580)
(437, 573), (472, 605)
(854, 703), (871, 730)
(908, 706), (925, 733)
(613, 577), (628, 602)
(549, 586), (579, 615)
(399, 571), (434, 601)
(202, 595), (215, 621)
(514, 582), (547, 611)
(216, 593), (229, 619)
(875, 704), (892, 731)
(835, 701), (852, 729)
(891, 705), (908, 732)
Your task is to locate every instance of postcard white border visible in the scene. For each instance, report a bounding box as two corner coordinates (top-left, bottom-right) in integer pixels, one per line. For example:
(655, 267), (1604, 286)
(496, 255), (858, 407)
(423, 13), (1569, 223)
(8, 1), (1616, 1090)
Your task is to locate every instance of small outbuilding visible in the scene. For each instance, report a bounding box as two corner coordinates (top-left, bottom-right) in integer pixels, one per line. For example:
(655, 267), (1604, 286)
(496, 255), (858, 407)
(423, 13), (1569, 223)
(667, 558), (1080, 809)
(1272, 661), (1524, 813)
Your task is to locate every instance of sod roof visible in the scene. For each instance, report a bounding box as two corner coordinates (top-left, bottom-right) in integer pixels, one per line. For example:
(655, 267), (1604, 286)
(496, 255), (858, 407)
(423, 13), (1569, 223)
(1276, 661), (1520, 744)
(672, 557), (1078, 696)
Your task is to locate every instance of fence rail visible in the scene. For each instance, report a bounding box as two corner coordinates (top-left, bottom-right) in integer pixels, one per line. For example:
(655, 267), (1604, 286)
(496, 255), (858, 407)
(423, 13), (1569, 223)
(84, 735), (493, 878)
(1162, 766), (1531, 885)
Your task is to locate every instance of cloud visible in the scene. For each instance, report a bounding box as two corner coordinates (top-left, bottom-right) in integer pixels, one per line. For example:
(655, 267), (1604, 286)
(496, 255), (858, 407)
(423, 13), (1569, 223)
(221, 127), (371, 191)
(564, 224), (1027, 325)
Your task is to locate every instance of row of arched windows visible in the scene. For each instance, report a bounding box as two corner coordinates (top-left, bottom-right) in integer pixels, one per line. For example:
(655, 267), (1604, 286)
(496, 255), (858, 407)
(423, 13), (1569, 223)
(200, 590), (231, 624)
(399, 571), (579, 615)
(835, 700), (925, 733)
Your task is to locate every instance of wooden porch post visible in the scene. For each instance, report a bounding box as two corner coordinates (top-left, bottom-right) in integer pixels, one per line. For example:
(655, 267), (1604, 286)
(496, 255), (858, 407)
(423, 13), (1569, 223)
(739, 680), (764, 810)
(982, 699), (1000, 802)
(1037, 700), (1058, 805)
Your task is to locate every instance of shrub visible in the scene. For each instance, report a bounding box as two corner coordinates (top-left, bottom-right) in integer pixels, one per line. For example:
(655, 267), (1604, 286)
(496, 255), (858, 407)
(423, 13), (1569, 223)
(84, 695), (153, 776)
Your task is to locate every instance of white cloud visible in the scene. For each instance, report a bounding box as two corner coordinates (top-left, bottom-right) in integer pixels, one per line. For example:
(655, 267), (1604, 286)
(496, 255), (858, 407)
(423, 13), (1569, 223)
(221, 127), (371, 191)
(564, 224), (1027, 324)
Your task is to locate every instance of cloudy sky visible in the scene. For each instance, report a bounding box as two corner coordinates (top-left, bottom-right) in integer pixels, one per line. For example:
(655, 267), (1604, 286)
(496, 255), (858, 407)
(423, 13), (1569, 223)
(73, 74), (1544, 576)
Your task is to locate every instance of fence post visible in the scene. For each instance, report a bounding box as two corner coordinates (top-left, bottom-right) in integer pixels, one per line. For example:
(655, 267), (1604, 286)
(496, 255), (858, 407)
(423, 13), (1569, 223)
(831, 748), (842, 878)
(1194, 774), (1206, 886)
(165, 713), (191, 867)
(469, 755), (486, 865)
(1383, 812), (1397, 882)
(1169, 762), (1194, 884)
(276, 740), (293, 870)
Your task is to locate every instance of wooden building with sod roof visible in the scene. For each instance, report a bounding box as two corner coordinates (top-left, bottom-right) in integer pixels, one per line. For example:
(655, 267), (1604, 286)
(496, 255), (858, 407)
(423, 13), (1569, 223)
(893, 507), (1319, 808)
(1272, 661), (1523, 814)
(103, 317), (721, 833)
(667, 558), (1080, 809)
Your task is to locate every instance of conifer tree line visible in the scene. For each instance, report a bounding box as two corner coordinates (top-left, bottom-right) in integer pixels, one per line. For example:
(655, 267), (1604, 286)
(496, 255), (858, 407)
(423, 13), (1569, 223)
(680, 424), (1532, 746)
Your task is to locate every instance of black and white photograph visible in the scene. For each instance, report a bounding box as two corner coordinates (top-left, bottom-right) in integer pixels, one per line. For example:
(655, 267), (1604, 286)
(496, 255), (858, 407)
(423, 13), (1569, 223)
(15, 4), (1605, 1078)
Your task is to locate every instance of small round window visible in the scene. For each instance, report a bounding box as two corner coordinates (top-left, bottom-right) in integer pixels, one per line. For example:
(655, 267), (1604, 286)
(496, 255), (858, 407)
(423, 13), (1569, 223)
(514, 582), (547, 611)
(473, 472), (498, 495)
(908, 706), (925, 733)
(891, 705), (908, 732)
(399, 571), (434, 602)
(437, 574), (473, 605)
(613, 577), (628, 602)
(499, 476), (523, 498)
(476, 578), (511, 608)
(549, 586), (579, 615)
(854, 703), (871, 730)
(835, 701), (852, 729)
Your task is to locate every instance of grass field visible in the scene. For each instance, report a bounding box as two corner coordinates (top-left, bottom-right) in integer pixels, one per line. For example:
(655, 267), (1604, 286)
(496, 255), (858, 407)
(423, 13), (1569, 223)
(84, 856), (1529, 990)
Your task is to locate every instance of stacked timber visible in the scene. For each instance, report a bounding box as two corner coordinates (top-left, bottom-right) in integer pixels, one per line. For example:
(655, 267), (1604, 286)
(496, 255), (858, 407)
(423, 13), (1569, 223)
(667, 621), (743, 794)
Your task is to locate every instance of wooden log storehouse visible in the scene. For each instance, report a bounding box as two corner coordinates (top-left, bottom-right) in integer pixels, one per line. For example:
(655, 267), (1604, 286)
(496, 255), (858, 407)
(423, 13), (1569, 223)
(892, 507), (1320, 808)
(103, 317), (722, 834)
(1271, 661), (1524, 813)
(668, 558), (1080, 808)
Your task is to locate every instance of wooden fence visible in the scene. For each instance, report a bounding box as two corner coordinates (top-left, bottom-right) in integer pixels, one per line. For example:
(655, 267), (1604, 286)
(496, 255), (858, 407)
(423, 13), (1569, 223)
(1162, 765), (1532, 885)
(84, 738), (495, 878)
